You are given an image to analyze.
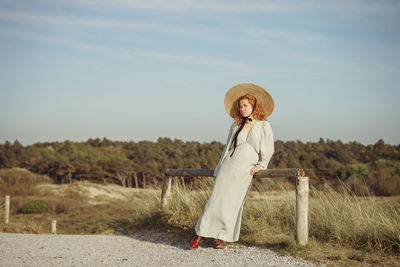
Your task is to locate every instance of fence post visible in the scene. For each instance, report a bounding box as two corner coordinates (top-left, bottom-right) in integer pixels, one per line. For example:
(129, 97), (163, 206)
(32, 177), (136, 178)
(160, 176), (172, 210)
(5, 195), (10, 224)
(296, 176), (309, 246)
(51, 220), (57, 234)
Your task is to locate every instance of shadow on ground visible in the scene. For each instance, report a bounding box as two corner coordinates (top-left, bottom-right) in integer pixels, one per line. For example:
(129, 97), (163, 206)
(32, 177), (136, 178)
(107, 211), (291, 252)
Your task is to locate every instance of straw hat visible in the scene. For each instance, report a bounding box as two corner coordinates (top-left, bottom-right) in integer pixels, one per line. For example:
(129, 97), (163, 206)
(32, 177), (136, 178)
(224, 83), (274, 118)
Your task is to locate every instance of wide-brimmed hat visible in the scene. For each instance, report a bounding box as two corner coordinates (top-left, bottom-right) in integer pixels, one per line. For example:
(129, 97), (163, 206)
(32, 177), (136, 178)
(224, 83), (274, 118)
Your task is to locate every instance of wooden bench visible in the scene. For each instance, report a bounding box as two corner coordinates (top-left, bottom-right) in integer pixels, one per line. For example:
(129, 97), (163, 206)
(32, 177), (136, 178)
(160, 168), (309, 246)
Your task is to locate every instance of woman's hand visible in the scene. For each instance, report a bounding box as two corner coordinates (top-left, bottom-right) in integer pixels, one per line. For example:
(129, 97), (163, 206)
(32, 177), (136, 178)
(250, 166), (261, 175)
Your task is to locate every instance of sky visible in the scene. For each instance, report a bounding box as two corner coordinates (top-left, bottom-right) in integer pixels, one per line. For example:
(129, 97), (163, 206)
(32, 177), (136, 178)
(0, 0), (399, 146)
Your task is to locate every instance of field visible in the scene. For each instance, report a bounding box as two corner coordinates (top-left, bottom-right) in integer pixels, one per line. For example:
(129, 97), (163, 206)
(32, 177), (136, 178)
(1, 168), (399, 266)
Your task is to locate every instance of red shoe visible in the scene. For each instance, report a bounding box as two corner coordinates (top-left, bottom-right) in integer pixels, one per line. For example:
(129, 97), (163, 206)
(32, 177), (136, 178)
(215, 239), (226, 249)
(189, 235), (203, 250)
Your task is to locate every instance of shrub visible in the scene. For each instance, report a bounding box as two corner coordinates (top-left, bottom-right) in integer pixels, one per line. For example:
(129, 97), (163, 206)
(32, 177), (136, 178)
(375, 159), (398, 176)
(340, 164), (369, 180)
(376, 159), (395, 168)
(55, 203), (68, 214)
(369, 168), (400, 196)
(19, 199), (48, 214)
(0, 168), (51, 196)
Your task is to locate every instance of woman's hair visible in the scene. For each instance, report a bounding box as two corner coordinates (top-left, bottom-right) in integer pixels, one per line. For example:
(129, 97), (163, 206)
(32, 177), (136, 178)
(234, 94), (266, 125)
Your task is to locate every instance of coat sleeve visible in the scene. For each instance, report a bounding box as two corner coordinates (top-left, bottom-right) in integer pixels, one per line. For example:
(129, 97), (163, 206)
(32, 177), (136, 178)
(213, 121), (236, 177)
(255, 121), (275, 170)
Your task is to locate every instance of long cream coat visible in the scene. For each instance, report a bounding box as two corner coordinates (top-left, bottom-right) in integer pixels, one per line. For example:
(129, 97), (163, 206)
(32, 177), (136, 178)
(195, 120), (274, 242)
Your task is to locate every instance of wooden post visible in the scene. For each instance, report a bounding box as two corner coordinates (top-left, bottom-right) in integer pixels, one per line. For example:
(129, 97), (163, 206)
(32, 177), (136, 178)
(5, 195), (10, 224)
(51, 220), (57, 234)
(296, 176), (309, 246)
(160, 176), (172, 210)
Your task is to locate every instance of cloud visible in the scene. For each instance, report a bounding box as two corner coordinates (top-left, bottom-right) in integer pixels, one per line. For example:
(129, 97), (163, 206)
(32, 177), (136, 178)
(0, 10), (333, 50)
(0, 10), (182, 32)
(238, 27), (327, 48)
(0, 10), (232, 42)
(66, 0), (287, 12)
(65, 0), (400, 17)
(0, 27), (302, 73)
(0, 27), (97, 50)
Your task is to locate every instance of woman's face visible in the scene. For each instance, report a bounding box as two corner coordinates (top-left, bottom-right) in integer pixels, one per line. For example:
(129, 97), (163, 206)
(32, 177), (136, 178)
(239, 98), (253, 117)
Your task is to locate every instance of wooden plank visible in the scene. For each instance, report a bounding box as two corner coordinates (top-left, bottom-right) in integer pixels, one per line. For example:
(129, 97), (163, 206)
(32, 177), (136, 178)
(165, 168), (305, 178)
(165, 169), (213, 177)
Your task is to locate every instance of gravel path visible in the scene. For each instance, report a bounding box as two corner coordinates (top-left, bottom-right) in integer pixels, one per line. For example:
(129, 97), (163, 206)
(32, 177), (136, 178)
(0, 231), (318, 266)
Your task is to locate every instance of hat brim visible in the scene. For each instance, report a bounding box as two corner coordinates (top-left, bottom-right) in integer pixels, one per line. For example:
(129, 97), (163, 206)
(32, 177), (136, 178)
(224, 83), (274, 119)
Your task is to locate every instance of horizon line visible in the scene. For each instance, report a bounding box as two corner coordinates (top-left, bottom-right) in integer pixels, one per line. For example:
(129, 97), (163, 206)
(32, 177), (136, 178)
(0, 137), (396, 147)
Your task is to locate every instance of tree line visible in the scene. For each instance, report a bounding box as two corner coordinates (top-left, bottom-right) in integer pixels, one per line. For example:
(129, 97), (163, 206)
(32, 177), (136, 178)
(0, 137), (399, 195)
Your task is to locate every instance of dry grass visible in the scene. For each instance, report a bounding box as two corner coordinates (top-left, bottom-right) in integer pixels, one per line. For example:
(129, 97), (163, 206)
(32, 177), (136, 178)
(1, 178), (161, 234)
(162, 178), (400, 265)
(1, 168), (399, 266)
(0, 168), (50, 196)
(308, 183), (400, 253)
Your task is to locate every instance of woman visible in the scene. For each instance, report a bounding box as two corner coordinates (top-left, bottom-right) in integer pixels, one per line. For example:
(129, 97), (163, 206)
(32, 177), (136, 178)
(189, 83), (275, 249)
